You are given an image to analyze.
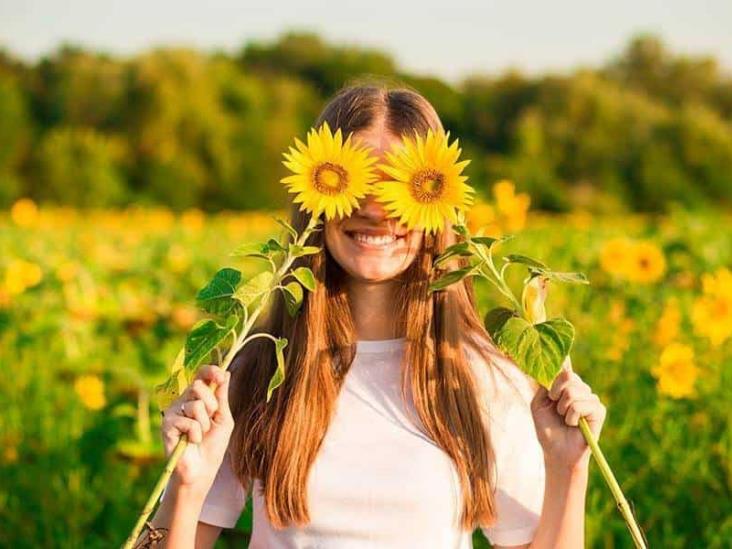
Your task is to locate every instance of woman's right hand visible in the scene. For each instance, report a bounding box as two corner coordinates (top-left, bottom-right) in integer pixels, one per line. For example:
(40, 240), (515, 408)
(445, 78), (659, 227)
(161, 364), (234, 492)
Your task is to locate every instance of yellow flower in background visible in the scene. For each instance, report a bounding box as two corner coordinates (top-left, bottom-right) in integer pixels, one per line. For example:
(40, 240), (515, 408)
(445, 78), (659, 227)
(56, 261), (79, 283)
(599, 238), (665, 284)
(599, 237), (634, 278)
(3, 259), (43, 295)
(652, 342), (698, 399)
(467, 180), (531, 237)
(372, 128), (474, 235)
(74, 375), (106, 410)
(692, 267), (732, 347)
(627, 241), (666, 283)
(466, 202), (500, 236)
(181, 208), (205, 232)
(493, 180), (531, 232)
(653, 297), (681, 347)
(281, 121), (378, 220)
(10, 198), (39, 227)
(167, 244), (191, 273)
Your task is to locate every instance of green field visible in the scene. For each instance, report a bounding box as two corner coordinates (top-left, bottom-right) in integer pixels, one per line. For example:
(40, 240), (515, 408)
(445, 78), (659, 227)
(1, 202), (731, 548)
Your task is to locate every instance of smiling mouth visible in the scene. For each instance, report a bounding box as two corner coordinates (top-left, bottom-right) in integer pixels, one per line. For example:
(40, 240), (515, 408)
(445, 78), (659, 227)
(344, 230), (406, 249)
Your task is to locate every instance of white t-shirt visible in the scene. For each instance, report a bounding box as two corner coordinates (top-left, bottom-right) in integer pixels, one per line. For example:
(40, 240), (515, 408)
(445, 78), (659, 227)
(196, 337), (552, 547)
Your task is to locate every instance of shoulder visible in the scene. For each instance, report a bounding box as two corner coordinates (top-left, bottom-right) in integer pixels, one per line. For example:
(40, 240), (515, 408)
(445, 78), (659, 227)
(462, 335), (539, 413)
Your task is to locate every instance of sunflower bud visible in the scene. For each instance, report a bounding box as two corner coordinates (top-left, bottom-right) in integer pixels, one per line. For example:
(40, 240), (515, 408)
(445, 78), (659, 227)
(522, 274), (548, 324)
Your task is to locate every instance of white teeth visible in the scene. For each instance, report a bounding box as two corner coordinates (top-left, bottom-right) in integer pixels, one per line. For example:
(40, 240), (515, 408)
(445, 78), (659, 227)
(351, 232), (397, 246)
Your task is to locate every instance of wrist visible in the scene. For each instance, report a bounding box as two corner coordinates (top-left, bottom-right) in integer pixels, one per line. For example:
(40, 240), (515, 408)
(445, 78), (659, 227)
(169, 474), (211, 507)
(544, 452), (591, 480)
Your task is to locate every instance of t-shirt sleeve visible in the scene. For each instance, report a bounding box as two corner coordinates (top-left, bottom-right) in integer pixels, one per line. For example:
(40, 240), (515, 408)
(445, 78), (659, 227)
(467, 343), (548, 546)
(197, 447), (249, 528)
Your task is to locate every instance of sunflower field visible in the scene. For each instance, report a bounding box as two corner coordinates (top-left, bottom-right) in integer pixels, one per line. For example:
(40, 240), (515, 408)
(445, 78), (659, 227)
(1, 184), (731, 547)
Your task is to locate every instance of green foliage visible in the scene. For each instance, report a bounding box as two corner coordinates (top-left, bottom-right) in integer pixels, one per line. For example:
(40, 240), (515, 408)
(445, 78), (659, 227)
(0, 33), (730, 211)
(485, 307), (575, 389)
(1, 208), (731, 546)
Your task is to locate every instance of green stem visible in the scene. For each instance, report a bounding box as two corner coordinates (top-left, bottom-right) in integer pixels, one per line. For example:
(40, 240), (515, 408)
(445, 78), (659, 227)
(578, 417), (647, 549)
(122, 215), (320, 549)
(472, 242), (523, 312)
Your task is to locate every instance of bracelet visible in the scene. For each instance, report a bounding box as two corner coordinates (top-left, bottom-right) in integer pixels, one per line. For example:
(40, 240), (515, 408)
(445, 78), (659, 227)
(133, 521), (169, 548)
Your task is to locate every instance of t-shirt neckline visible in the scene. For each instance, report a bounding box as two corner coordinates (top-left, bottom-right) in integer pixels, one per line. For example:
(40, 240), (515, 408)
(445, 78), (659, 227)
(356, 336), (406, 354)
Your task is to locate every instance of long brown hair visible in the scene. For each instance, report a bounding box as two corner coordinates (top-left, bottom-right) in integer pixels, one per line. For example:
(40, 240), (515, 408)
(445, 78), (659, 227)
(229, 78), (512, 532)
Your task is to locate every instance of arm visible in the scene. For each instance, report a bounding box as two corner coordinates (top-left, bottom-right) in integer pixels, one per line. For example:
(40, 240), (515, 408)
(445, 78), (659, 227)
(525, 458), (589, 548)
(138, 476), (222, 549)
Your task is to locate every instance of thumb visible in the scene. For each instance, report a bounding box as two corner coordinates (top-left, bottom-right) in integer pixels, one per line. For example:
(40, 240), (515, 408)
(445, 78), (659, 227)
(531, 384), (552, 414)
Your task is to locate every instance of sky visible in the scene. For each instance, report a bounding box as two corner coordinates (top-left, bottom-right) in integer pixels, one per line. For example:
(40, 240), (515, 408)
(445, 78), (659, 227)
(1, 0), (731, 84)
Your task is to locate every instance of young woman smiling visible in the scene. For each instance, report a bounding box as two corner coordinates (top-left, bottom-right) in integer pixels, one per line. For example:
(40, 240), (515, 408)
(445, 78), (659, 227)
(146, 83), (607, 548)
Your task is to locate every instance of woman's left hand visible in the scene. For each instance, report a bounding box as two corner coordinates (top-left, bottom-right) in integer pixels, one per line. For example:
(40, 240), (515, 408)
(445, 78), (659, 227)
(530, 361), (607, 472)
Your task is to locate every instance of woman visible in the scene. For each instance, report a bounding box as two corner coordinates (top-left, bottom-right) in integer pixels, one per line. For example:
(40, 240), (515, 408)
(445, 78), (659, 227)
(147, 83), (607, 548)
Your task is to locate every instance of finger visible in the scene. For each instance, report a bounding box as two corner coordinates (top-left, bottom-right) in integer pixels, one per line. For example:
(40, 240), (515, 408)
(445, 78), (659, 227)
(186, 379), (219, 417)
(163, 416), (203, 446)
(182, 399), (211, 434)
(212, 371), (233, 426)
(551, 372), (591, 404)
(194, 364), (227, 387)
(564, 395), (605, 429)
(556, 382), (593, 415)
(548, 369), (572, 401)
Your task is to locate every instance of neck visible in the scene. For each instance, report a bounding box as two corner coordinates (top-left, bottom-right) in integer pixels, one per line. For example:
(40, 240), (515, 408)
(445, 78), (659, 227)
(345, 277), (403, 340)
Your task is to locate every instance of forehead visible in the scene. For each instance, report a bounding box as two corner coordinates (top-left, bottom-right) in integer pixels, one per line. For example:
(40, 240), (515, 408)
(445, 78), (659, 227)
(351, 128), (403, 156)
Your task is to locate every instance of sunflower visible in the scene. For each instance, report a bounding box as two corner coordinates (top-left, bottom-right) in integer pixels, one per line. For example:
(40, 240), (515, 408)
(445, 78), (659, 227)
(372, 128), (475, 235)
(281, 121), (378, 220)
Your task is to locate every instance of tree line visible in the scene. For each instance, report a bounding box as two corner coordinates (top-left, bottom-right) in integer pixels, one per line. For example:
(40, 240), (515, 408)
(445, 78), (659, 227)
(0, 32), (730, 212)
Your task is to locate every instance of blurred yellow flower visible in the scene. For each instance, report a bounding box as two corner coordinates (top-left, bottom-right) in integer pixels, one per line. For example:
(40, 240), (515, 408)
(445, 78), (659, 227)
(627, 241), (666, 284)
(74, 375), (107, 410)
(10, 198), (39, 227)
(651, 342), (698, 399)
(56, 261), (79, 283)
(167, 244), (191, 273)
(4, 259), (43, 295)
(466, 202), (500, 236)
(599, 238), (665, 284)
(181, 208), (205, 232)
(599, 237), (634, 277)
(653, 297), (681, 347)
(493, 180), (531, 232)
(692, 267), (732, 347)
(3, 446), (18, 464)
(466, 180), (530, 237)
(170, 304), (198, 331)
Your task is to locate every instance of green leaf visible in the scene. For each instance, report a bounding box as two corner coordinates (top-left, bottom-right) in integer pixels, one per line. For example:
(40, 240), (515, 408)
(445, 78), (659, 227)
(484, 306), (575, 389)
(473, 234), (516, 247)
(288, 244), (321, 258)
(291, 266), (316, 292)
(542, 271), (590, 285)
(428, 266), (475, 292)
(234, 271), (275, 307)
(503, 254), (548, 270)
(184, 315), (238, 372)
(470, 236), (502, 248)
(154, 346), (189, 411)
(230, 242), (272, 260)
(282, 281), (304, 317)
(266, 238), (286, 253)
(196, 268), (242, 315)
(266, 337), (289, 402)
(273, 216), (298, 239)
(452, 224), (468, 236)
(434, 242), (472, 268)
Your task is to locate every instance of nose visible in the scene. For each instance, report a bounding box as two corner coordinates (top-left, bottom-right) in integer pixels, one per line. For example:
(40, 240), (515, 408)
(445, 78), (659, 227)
(354, 192), (389, 223)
